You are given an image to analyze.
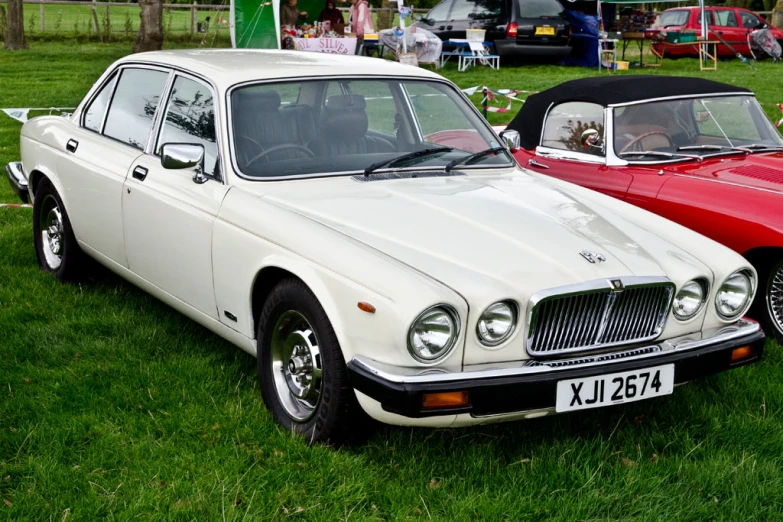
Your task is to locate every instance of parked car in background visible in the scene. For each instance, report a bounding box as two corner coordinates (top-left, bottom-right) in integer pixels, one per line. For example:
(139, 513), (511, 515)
(653, 6), (783, 58)
(413, 0), (572, 58)
(6, 55), (764, 443)
(507, 75), (783, 342)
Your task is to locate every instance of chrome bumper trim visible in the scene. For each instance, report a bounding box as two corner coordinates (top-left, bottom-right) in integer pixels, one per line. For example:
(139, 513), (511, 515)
(350, 318), (761, 385)
(5, 161), (29, 203)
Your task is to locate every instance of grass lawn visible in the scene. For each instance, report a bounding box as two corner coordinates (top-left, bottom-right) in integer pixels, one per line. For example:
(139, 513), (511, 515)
(2, 41), (783, 520)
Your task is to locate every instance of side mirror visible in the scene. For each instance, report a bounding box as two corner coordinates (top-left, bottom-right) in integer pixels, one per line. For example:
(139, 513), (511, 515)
(581, 128), (602, 150)
(499, 129), (520, 151)
(160, 143), (208, 184)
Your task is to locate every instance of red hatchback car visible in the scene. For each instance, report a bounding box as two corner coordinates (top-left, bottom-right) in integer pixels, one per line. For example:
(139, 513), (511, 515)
(506, 76), (783, 341)
(653, 6), (783, 57)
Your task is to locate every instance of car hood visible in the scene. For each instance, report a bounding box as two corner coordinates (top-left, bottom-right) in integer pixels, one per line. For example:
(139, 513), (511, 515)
(260, 172), (708, 303)
(665, 152), (783, 194)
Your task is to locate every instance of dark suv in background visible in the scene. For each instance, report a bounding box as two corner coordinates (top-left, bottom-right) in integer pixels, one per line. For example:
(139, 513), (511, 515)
(414, 0), (571, 58)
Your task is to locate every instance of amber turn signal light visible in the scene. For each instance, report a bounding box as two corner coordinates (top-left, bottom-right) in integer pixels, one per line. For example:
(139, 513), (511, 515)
(357, 302), (376, 314)
(421, 391), (469, 409)
(731, 345), (753, 362)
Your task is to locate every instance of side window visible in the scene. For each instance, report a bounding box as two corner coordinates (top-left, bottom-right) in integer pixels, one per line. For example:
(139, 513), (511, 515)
(713, 9), (738, 27)
(542, 102), (605, 156)
(426, 0), (452, 21)
(344, 81), (397, 135)
(83, 73), (117, 132)
(449, 0), (475, 21)
(157, 76), (218, 177)
(103, 68), (169, 150)
(472, 0), (502, 19)
(740, 11), (760, 29)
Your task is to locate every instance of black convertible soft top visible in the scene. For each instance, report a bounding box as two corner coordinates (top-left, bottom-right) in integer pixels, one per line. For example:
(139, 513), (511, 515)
(506, 76), (752, 150)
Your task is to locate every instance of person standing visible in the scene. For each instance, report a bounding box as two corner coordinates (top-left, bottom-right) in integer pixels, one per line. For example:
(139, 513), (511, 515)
(318, 0), (345, 30)
(348, 0), (373, 54)
(282, 0), (308, 28)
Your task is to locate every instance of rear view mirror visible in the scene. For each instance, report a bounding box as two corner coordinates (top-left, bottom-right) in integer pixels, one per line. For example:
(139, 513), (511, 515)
(160, 143), (208, 184)
(499, 129), (520, 151)
(581, 128), (602, 150)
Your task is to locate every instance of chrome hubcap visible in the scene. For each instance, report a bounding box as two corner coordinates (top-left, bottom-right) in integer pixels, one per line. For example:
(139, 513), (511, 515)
(271, 311), (322, 422)
(39, 194), (64, 270)
(768, 263), (783, 335)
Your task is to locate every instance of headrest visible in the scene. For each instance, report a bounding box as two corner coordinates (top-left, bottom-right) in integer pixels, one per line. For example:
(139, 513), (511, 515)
(233, 89), (281, 113)
(325, 95), (367, 111)
(321, 109), (369, 140)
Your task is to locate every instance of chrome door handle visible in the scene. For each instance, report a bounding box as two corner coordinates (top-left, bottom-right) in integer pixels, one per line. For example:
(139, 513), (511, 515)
(132, 166), (148, 181)
(66, 139), (78, 153)
(528, 159), (550, 169)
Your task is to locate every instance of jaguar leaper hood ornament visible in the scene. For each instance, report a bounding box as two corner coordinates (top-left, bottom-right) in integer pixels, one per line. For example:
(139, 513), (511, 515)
(580, 250), (607, 264)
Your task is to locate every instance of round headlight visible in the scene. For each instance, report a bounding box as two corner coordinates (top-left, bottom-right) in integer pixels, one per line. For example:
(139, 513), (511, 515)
(672, 280), (707, 320)
(477, 301), (518, 346)
(408, 306), (460, 362)
(716, 270), (754, 320)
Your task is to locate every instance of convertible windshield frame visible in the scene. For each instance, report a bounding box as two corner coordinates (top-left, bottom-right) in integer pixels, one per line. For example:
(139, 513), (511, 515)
(225, 75), (512, 182)
(611, 93), (783, 165)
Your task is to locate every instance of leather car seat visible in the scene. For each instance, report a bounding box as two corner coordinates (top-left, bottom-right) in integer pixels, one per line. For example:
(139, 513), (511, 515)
(309, 95), (394, 156)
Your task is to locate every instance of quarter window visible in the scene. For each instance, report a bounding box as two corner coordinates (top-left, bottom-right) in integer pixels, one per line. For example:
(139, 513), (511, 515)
(103, 68), (169, 150)
(542, 102), (605, 156)
(83, 73), (117, 133)
(157, 76), (218, 177)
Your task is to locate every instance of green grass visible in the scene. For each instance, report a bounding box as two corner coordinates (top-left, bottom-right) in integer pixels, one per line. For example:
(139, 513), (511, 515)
(2, 41), (783, 521)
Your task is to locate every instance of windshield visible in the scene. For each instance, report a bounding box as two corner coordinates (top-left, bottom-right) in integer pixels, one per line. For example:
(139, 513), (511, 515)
(613, 95), (783, 161)
(229, 78), (510, 179)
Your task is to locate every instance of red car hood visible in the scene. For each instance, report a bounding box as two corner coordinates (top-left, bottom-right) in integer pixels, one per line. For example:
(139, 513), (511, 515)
(664, 152), (783, 194)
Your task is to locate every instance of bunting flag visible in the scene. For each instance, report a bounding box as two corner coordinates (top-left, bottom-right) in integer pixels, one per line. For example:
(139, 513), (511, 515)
(777, 104), (783, 128)
(460, 86), (535, 113)
(2, 107), (74, 123)
(0, 203), (33, 208)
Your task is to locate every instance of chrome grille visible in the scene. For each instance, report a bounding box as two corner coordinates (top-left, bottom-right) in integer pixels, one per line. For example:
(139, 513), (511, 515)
(527, 279), (674, 357)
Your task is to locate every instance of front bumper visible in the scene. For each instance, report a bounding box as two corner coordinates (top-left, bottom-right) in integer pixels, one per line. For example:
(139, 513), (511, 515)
(5, 162), (29, 203)
(348, 318), (764, 419)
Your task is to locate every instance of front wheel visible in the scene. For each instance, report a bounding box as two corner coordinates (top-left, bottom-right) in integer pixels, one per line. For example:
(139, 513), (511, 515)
(757, 259), (783, 343)
(257, 278), (367, 444)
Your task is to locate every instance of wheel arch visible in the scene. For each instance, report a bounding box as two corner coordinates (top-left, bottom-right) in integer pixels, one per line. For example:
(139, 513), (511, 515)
(743, 246), (783, 274)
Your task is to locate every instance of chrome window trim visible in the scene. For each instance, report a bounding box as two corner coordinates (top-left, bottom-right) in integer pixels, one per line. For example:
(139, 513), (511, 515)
(151, 71), (225, 184)
(146, 71), (176, 156)
(608, 92), (753, 108)
(525, 276), (676, 357)
(79, 70), (119, 135)
(348, 318), (761, 384)
(225, 75), (514, 182)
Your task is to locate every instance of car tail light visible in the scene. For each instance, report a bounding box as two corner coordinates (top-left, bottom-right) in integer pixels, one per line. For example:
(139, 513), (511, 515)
(506, 22), (518, 37)
(568, 24), (572, 38)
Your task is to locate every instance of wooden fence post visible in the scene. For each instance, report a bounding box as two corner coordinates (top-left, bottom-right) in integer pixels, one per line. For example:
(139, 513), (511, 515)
(191, 2), (197, 35)
(105, 2), (110, 41)
(91, 0), (99, 34)
(39, 1), (44, 32)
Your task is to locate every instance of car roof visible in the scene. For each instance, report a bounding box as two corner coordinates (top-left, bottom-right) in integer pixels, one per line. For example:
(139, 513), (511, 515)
(507, 75), (752, 150)
(116, 49), (443, 91)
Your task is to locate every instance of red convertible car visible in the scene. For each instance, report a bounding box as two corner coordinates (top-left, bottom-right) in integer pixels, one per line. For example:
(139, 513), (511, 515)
(507, 76), (783, 341)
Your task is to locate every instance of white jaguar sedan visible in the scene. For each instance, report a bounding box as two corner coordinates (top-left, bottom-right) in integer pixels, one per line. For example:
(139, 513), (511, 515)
(7, 50), (765, 443)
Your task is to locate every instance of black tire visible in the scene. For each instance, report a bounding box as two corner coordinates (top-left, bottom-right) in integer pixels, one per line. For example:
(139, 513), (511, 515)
(752, 258), (783, 343)
(32, 177), (91, 282)
(257, 278), (368, 444)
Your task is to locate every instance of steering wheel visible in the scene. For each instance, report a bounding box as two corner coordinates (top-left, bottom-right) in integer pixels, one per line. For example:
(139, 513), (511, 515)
(620, 131), (675, 153)
(245, 143), (315, 168)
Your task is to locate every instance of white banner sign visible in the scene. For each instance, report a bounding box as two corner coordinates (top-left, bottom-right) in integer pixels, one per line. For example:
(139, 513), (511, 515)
(294, 37), (357, 55)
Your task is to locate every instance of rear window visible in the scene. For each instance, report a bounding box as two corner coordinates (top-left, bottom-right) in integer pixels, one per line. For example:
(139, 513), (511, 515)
(517, 0), (565, 19)
(659, 10), (689, 27)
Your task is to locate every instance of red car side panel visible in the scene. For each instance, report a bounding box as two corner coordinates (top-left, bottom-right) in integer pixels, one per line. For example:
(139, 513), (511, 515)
(648, 174), (783, 256)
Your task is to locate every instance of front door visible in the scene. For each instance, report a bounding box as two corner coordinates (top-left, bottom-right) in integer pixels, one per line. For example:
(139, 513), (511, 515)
(122, 74), (227, 320)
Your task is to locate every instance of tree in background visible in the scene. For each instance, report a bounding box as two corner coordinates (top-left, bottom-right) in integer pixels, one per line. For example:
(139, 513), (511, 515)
(133, 0), (164, 53)
(4, 0), (28, 50)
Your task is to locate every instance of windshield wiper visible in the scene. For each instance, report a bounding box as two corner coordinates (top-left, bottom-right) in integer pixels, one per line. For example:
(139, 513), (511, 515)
(363, 147), (454, 176)
(445, 147), (509, 172)
(619, 150), (702, 162)
(738, 143), (783, 152)
(678, 144), (783, 155)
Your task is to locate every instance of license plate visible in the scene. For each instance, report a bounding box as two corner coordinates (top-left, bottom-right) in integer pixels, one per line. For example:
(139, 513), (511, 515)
(535, 26), (555, 36)
(555, 364), (674, 413)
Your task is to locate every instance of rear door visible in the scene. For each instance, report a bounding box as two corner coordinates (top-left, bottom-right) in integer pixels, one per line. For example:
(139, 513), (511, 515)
(711, 8), (749, 55)
(422, 0), (455, 40)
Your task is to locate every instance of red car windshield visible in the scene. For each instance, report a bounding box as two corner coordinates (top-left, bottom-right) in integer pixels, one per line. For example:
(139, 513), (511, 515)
(613, 95), (783, 160)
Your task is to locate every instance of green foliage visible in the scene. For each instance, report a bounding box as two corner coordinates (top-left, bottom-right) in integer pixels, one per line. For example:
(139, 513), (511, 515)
(2, 41), (783, 521)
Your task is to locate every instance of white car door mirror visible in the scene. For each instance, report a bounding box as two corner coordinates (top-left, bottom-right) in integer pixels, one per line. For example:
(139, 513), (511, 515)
(498, 129), (520, 152)
(160, 143), (208, 184)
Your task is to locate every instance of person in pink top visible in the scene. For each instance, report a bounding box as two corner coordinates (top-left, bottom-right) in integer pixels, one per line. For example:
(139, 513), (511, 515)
(348, 0), (373, 53)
